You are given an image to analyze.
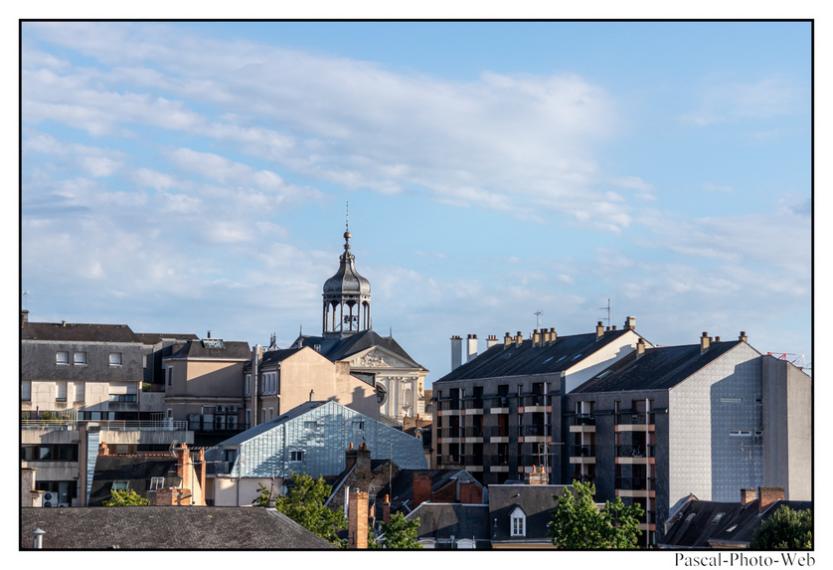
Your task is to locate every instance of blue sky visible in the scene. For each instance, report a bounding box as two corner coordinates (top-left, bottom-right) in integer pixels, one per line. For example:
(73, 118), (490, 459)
(21, 22), (811, 383)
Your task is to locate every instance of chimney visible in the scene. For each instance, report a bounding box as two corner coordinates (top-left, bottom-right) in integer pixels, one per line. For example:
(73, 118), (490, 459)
(714, 336), (721, 343)
(466, 334), (478, 362)
(250, 344), (261, 426)
(198, 447), (206, 504)
(177, 444), (192, 502)
(740, 488), (757, 505)
(412, 472), (433, 507)
(514, 331), (524, 347)
(636, 337), (647, 357)
(98, 442), (110, 456)
(596, 321), (604, 339)
(486, 335), (499, 349)
(532, 329), (541, 347)
(207, 330), (211, 339)
(20, 310), (29, 328)
(548, 327), (557, 344)
(346, 441), (372, 476)
(347, 487), (369, 549)
(625, 315), (636, 330)
(700, 331), (711, 353)
(739, 331), (748, 343)
(527, 464), (548, 485)
(758, 487), (785, 512)
(450, 336), (462, 369)
(503, 332), (512, 349)
(382, 493), (391, 523)
(32, 528), (45, 550)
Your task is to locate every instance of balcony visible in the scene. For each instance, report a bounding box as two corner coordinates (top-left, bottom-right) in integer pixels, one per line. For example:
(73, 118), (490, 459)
(462, 398), (484, 415)
(486, 395), (511, 413)
(21, 419), (188, 431)
(518, 394), (551, 414)
(436, 454), (463, 467)
(437, 400), (463, 416)
(615, 476), (656, 491)
(436, 427), (462, 442)
(615, 412), (655, 431)
(462, 455), (484, 471)
(518, 424), (551, 443)
(487, 426), (510, 443)
(614, 445), (656, 464)
(187, 416), (248, 434)
(569, 414), (597, 433)
(462, 426), (484, 442)
(568, 445), (596, 464)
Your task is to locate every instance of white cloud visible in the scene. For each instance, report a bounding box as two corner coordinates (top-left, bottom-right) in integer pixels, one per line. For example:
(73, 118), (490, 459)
(24, 132), (123, 177)
(680, 76), (803, 126)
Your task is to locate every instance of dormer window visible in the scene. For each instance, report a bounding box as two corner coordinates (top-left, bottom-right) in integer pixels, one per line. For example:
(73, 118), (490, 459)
(510, 506), (526, 537)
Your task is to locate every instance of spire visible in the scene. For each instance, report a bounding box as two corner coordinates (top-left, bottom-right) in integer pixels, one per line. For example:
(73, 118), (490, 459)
(342, 200), (352, 257)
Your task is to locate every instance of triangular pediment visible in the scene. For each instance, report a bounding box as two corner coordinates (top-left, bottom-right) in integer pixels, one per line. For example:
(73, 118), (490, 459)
(345, 346), (419, 371)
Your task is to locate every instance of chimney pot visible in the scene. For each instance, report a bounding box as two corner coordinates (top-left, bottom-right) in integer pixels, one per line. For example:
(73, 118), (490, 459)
(700, 332), (711, 352)
(636, 338), (646, 357)
(739, 331), (748, 342)
(503, 332), (512, 349)
(625, 315), (637, 330)
(596, 321), (604, 339)
(451, 335), (463, 370)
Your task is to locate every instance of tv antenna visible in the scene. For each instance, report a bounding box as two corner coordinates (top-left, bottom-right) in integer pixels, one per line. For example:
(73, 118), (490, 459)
(533, 310), (543, 329)
(599, 298), (612, 327)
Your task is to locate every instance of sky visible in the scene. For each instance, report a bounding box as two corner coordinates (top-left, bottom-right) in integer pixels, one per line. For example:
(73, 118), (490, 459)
(21, 21), (812, 384)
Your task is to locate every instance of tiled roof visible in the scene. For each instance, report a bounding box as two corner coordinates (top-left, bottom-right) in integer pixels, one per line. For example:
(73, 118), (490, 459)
(89, 455), (181, 507)
(20, 507), (334, 549)
(572, 341), (744, 393)
(22, 321), (140, 343)
(406, 503), (491, 544)
(295, 329), (425, 370)
(435, 330), (632, 383)
(169, 339), (251, 360)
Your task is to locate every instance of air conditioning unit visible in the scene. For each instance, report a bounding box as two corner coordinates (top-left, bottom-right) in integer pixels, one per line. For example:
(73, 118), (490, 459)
(43, 492), (54, 508)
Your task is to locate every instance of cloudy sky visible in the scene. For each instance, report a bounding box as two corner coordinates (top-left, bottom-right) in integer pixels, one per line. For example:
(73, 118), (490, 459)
(21, 22), (811, 383)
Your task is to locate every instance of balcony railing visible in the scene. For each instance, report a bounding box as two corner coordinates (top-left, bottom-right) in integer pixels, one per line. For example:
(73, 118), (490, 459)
(21, 419), (188, 431)
(463, 399), (484, 410)
(570, 445), (595, 457)
(573, 414), (596, 426)
(521, 425), (550, 437)
(615, 445), (656, 458)
(187, 417), (247, 433)
(436, 427), (462, 438)
(615, 477), (656, 490)
(109, 394), (138, 403)
(521, 395), (547, 406)
(463, 426), (484, 438)
(615, 412), (655, 425)
(487, 426), (510, 438)
(486, 395), (511, 408)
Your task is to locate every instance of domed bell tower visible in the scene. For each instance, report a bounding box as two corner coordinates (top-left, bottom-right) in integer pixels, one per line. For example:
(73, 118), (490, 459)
(322, 212), (371, 337)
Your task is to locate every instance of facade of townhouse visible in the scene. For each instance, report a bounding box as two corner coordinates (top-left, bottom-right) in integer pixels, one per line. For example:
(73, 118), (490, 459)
(565, 332), (812, 544)
(22, 312), (149, 421)
(431, 318), (647, 484)
(209, 400), (427, 506)
(243, 345), (381, 427)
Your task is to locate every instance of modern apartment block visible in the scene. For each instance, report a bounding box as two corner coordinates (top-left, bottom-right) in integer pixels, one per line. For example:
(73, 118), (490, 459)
(431, 319), (646, 483)
(565, 332), (812, 543)
(21, 312), (147, 421)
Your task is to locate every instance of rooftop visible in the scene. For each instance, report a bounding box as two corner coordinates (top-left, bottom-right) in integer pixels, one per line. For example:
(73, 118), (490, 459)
(20, 507), (334, 549)
(295, 329), (425, 370)
(22, 321), (140, 343)
(168, 339), (251, 360)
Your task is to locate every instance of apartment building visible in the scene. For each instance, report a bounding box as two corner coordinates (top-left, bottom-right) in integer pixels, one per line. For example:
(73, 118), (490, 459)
(21, 312), (147, 421)
(432, 318), (646, 483)
(565, 332), (812, 544)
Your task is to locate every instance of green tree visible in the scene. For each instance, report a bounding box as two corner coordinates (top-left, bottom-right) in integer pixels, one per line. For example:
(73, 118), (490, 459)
(378, 512), (422, 549)
(751, 505), (813, 550)
(252, 483), (274, 507)
(549, 480), (643, 549)
(103, 489), (150, 507)
(275, 473), (347, 546)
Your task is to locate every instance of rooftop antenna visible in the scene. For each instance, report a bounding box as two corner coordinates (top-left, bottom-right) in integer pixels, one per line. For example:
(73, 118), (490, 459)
(534, 310), (543, 329)
(345, 200), (349, 233)
(389, 326), (393, 338)
(599, 298), (612, 328)
(23, 290), (29, 309)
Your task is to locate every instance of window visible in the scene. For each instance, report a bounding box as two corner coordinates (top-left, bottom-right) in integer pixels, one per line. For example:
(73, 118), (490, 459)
(22, 381), (31, 401)
(56, 351), (69, 365)
(244, 374), (252, 396)
(73, 382), (85, 403)
(55, 382), (68, 402)
(289, 450), (305, 462)
(245, 409), (251, 427)
(73, 352), (87, 365)
(111, 481), (129, 491)
(109, 352), (123, 366)
(510, 507), (526, 537)
(166, 367), (173, 386)
(149, 477), (165, 491)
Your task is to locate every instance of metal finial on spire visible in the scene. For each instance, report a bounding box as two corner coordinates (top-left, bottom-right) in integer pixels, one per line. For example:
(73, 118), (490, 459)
(343, 201), (352, 248)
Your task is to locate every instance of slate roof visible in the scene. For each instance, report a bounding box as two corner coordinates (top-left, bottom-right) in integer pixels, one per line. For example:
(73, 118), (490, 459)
(573, 341), (744, 394)
(22, 321), (140, 343)
(661, 497), (813, 548)
(435, 330), (632, 383)
(89, 454), (182, 507)
(20, 507), (334, 549)
(168, 339), (251, 360)
(406, 503), (491, 545)
(488, 484), (569, 543)
(295, 329), (425, 370)
(260, 347), (305, 367)
(134, 332), (199, 345)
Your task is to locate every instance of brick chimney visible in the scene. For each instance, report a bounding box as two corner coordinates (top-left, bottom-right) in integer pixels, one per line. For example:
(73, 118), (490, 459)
(198, 447), (206, 504)
(486, 335), (499, 349)
(450, 336), (462, 370)
(532, 329), (541, 347)
(503, 332), (512, 349)
(758, 487), (785, 512)
(514, 331), (524, 347)
(382, 493), (391, 523)
(548, 327), (557, 344)
(596, 321), (605, 339)
(98, 442), (110, 456)
(739, 331), (748, 343)
(459, 481), (483, 504)
(636, 338), (647, 358)
(347, 487), (369, 549)
(700, 331), (711, 353)
(740, 488), (757, 505)
(20, 310), (29, 328)
(527, 464), (548, 485)
(345, 441), (372, 476)
(624, 315), (637, 330)
(412, 472), (433, 507)
(466, 334), (478, 362)
(177, 443), (192, 501)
